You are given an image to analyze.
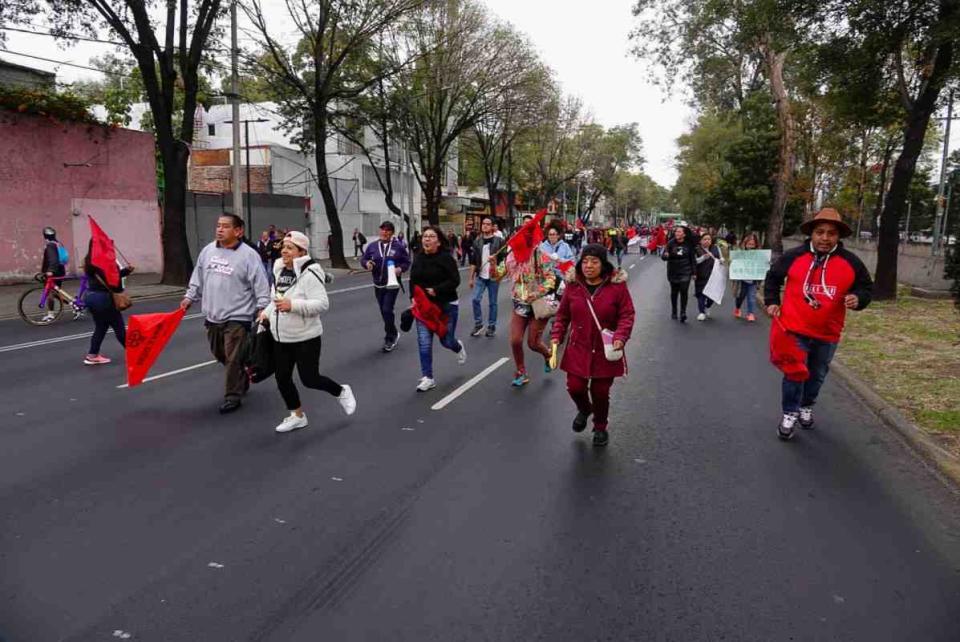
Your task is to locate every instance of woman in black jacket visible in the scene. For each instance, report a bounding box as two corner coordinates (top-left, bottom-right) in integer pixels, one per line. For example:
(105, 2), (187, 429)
(661, 226), (696, 322)
(409, 226), (466, 391)
(82, 242), (133, 365)
(693, 232), (722, 321)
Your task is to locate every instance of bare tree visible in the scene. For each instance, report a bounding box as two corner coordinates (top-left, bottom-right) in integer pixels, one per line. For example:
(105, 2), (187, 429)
(242, 0), (423, 268)
(392, 0), (535, 225)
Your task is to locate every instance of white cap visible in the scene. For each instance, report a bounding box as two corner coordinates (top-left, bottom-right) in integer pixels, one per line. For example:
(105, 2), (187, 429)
(285, 230), (310, 252)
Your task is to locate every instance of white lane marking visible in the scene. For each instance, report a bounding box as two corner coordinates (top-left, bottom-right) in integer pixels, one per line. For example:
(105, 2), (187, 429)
(207, 562), (224, 569)
(430, 357), (510, 411)
(0, 313), (204, 353)
(629, 263), (636, 270)
(116, 360), (217, 389)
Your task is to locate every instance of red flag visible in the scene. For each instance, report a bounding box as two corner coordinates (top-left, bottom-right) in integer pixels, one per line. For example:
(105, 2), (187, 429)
(626, 227), (637, 239)
(411, 286), (448, 338)
(89, 217), (121, 288)
(575, 218), (585, 230)
(557, 259), (575, 273)
(125, 309), (186, 387)
(769, 317), (809, 382)
(507, 208), (547, 264)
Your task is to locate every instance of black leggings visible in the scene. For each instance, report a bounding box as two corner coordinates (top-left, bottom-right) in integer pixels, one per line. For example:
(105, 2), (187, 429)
(670, 281), (690, 317)
(274, 335), (342, 410)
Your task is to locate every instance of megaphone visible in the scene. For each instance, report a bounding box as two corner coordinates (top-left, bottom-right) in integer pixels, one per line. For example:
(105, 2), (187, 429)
(386, 259), (400, 289)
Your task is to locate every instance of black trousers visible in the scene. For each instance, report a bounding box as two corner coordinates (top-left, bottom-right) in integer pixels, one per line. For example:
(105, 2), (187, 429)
(274, 335), (342, 410)
(670, 280), (690, 317)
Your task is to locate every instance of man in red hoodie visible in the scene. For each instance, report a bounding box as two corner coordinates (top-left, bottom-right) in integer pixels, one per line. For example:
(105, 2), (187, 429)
(764, 208), (873, 441)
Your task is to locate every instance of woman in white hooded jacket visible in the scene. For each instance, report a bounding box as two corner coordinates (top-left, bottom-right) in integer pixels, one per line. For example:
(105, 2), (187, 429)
(259, 231), (356, 433)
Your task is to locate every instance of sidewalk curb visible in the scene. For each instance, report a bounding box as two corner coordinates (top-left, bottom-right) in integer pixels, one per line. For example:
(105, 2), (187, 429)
(0, 288), (185, 322)
(833, 359), (960, 490)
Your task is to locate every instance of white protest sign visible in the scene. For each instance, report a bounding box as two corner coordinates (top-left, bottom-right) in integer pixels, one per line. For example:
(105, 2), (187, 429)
(729, 250), (772, 281)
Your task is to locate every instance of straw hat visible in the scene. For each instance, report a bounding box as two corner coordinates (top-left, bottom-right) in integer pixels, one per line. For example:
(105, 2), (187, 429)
(799, 207), (852, 238)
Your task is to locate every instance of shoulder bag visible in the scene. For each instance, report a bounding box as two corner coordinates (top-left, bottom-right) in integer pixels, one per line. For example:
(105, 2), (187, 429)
(584, 291), (622, 361)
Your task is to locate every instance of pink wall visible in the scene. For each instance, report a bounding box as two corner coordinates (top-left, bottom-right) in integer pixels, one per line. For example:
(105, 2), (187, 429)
(0, 110), (160, 282)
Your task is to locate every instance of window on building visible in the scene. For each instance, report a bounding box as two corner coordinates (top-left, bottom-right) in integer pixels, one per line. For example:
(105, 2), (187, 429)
(208, 124), (216, 136)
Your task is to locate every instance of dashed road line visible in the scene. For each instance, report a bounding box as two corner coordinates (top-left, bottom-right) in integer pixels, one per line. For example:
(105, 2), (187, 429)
(430, 357), (510, 411)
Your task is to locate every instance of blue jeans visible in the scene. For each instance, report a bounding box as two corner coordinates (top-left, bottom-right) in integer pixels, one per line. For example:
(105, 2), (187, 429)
(416, 303), (461, 378)
(263, 261), (275, 287)
(374, 287), (399, 342)
(781, 334), (838, 414)
(471, 277), (499, 329)
(696, 293), (714, 314)
(736, 281), (757, 314)
(84, 290), (126, 355)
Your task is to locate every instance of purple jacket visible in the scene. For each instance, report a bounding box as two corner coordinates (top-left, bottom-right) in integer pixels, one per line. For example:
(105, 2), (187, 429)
(361, 237), (411, 286)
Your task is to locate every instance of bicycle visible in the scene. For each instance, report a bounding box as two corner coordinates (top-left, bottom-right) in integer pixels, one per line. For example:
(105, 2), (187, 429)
(18, 273), (89, 326)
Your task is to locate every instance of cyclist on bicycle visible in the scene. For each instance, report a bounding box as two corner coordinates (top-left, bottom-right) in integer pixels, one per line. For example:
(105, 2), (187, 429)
(41, 227), (67, 322)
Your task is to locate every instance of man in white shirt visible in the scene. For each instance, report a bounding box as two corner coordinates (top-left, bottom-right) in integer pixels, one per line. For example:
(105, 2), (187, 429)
(468, 216), (506, 337)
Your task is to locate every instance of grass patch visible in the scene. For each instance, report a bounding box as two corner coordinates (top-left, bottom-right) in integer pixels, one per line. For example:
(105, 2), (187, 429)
(839, 293), (960, 455)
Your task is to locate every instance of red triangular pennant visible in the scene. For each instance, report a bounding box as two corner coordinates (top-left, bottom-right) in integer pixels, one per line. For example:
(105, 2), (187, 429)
(506, 208), (547, 264)
(125, 308), (186, 387)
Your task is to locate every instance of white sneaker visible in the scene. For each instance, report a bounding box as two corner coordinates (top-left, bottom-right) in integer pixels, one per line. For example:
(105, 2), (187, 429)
(696, 313), (706, 322)
(778, 413), (798, 441)
(456, 340), (467, 365)
(275, 412), (308, 433)
(338, 385), (357, 416)
(416, 376), (436, 392)
(41, 312), (56, 323)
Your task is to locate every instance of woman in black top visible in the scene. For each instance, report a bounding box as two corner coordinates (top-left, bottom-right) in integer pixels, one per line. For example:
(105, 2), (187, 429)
(82, 242), (134, 365)
(408, 226), (466, 391)
(661, 226), (696, 322)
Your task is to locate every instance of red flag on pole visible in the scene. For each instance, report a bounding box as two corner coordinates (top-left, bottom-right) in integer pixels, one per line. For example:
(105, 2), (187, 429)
(411, 286), (448, 338)
(506, 208), (547, 264)
(89, 217), (121, 288)
(556, 259), (575, 273)
(769, 317), (809, 382)
(125, 309), (186, 387)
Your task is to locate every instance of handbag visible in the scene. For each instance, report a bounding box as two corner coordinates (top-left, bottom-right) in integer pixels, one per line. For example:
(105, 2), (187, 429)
(531, 294), (559, 320)
(584, 294), (623, 361)
(95, 274), (133, 311)
(242, 323), (275, 383)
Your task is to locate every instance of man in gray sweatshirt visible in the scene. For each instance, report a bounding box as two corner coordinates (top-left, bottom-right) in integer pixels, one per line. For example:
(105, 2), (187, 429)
(181, 214), (271, 413)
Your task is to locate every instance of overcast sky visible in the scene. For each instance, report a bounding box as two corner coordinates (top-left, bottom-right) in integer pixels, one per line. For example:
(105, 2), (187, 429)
(7, 1), (952, 189)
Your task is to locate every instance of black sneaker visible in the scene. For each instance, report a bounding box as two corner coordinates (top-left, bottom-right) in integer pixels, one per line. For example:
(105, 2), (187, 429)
(383, 336), (399, 353)
(572, 411), (589, 433)
(671, 312), (678, 320)
(219, 399), (242, 414)
(470, 325), (484, 337)
(680, 315), (687, 323)
(798, 406), (815, 429)
(485, 327), (496, 338)
(592, 430), (609, 447)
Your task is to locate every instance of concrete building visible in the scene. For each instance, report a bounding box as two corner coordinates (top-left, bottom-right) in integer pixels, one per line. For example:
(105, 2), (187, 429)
(189, 102), (424, 259)
(0, 58), (55, 90)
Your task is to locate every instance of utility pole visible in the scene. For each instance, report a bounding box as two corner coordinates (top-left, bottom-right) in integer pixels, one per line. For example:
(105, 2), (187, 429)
(229, 0), (243, 223)
(933, 90), (954, 255)
(226, 117), (270, 235)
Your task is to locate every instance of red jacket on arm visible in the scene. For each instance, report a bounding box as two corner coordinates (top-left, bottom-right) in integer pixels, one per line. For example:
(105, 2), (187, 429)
(551, 270), (635, 379)
(764, 242), (873, 343)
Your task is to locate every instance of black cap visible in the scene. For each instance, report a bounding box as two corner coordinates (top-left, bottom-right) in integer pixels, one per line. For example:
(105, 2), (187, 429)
(379, 221), (396, 232)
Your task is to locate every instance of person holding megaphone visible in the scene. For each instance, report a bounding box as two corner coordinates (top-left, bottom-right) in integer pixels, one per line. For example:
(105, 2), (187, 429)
(360, 221), (411, 353)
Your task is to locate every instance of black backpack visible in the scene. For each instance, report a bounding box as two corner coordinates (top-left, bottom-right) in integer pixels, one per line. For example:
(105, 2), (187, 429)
(241, 325), (275, 383)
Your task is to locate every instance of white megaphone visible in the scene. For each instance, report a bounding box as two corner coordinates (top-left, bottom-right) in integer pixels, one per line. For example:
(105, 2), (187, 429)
(386, 259), (400, 289)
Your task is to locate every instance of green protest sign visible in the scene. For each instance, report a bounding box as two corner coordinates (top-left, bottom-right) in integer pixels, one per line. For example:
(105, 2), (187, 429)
(729, 250), (772, 281)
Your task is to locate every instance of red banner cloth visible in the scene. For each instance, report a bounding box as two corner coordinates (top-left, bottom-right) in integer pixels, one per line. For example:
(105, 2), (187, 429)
(125, 308), (187, 387)
(411, 286), (448, 338)
(769, 317), (810, 382)
(507, 208), (547, 264)
(626, 227), (637, 239)
(556, 259), (575, 273)
(89, 217), (121, 288)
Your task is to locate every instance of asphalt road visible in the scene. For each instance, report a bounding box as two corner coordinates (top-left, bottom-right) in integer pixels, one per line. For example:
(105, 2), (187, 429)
(1, 255), (958, 642)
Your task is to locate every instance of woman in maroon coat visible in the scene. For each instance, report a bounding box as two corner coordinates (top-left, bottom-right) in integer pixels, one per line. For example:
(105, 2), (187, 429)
(550, 244), (635, 447)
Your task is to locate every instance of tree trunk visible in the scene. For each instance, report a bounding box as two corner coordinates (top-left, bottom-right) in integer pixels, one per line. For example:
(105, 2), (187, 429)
(763, 41), (796, 259)
(159, 142), (194, 285)
(314, 114), (348, 269)
(875, 3), (956, 300)
(424, 175), (441, 225)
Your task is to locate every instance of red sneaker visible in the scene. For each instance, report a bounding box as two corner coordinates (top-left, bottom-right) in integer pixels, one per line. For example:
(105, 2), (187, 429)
(746, 313), (756, 322)
(733, 308), (742, 319)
